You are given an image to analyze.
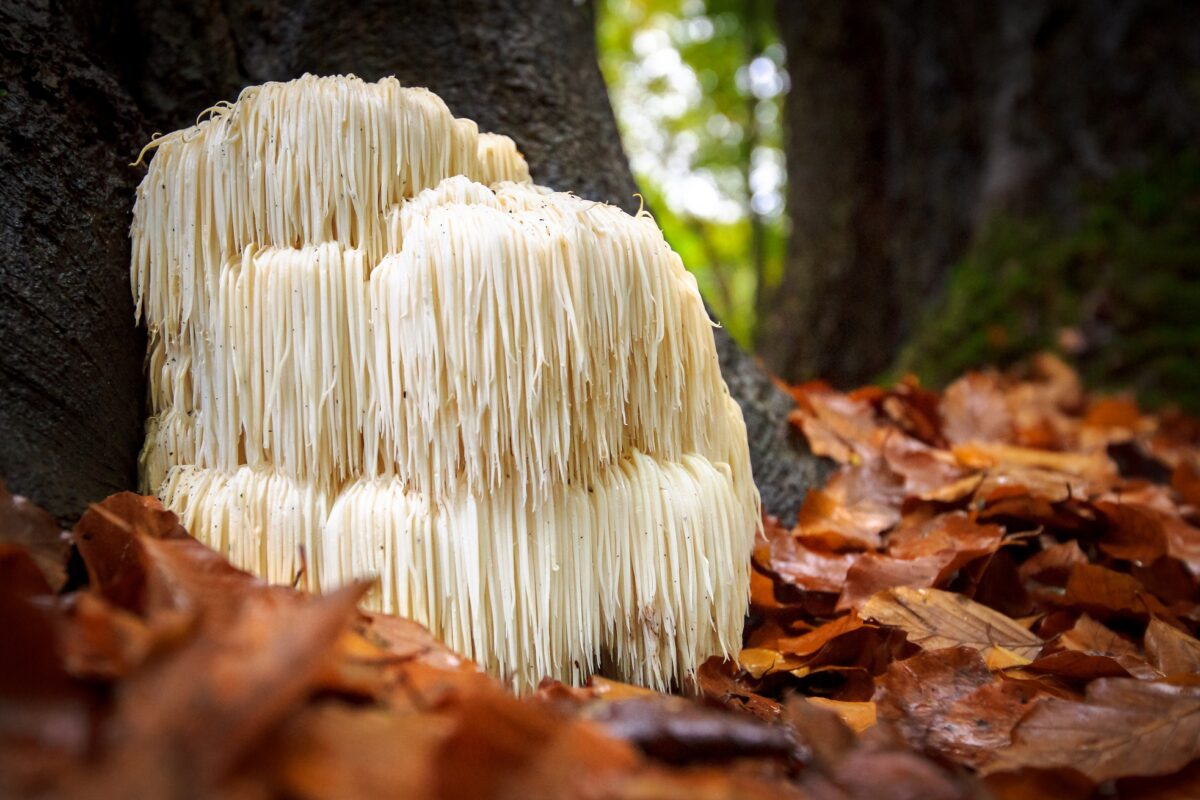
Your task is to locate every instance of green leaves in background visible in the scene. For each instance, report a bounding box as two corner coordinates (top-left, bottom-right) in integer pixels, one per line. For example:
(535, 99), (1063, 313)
(598, 0), (785, 347)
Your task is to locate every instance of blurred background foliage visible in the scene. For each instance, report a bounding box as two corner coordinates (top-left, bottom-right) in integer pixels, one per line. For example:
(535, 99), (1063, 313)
(598, 0), (1200, 411)
(598, 0), (784, 347)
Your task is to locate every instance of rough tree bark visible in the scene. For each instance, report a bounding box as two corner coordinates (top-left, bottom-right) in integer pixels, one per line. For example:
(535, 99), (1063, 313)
(0, 0), (827, 523)
(759, 0), (1200, 387)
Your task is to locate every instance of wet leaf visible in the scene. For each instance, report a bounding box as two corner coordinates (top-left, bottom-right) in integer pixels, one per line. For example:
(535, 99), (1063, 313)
(877, 647), (1042, 767)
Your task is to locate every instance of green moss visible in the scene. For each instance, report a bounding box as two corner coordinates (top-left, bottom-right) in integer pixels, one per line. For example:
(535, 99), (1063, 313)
(895, 152), (1200, 411)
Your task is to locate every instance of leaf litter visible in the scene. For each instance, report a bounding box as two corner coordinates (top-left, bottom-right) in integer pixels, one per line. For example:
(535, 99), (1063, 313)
(1, 353), (1198, 798)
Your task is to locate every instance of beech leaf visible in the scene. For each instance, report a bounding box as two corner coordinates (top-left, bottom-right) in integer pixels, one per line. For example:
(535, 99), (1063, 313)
(862, 586), (1043, 660)
(986, 680), (1200, 783)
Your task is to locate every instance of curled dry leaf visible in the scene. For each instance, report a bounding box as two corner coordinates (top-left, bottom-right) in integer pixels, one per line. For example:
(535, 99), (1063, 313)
(1027, 614), (1161, 681)
(861, 586), (1043, 661)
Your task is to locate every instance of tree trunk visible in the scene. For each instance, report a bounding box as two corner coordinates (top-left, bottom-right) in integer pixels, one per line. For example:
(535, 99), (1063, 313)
(0, 0), (827, 523)
(760, 0), (1200, 387)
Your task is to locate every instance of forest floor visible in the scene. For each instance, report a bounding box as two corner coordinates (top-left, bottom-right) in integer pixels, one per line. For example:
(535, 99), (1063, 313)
(2, 354), (1199, 799)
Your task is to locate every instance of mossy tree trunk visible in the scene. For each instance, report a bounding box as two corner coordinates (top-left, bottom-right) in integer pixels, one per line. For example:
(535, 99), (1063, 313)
(759, 0), (1200, 387)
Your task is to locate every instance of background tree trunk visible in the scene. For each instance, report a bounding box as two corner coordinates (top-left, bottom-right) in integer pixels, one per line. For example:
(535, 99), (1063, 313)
(759, 0), (1200, 387)
(0, 0), (827, 523)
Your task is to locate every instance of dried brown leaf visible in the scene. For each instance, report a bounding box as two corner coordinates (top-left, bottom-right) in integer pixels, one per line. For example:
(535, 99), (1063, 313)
(1063, 563), (1176, 622)
(794, 466), (902, 550)
(0, 481), (70, 591)
(837, 553), (950, 612)
(1029, 614), (1162, 681)
(1096, 501), (1170, 564)
(986, 679), (1200, 783)
(862, 586), (1043, 660)
(940, 371), (1016, 446)
(1144, 618), (1200, 677)
(886, 512), (1005, 561)
(1018, 540), (1088, 585)
(877, 647), (1041, 768)
(767, 534), (857, 594)
(1116, 759), (1200, 800)
(1173, 462), (1200, 508)
(804, 697), (877, 733)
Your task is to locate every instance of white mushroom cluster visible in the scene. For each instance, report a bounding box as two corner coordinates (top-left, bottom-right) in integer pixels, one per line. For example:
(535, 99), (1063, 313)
(132, 74), (759, 691)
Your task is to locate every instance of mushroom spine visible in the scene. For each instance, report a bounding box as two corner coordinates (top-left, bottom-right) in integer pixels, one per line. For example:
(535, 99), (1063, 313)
(132, 74), (759, 691)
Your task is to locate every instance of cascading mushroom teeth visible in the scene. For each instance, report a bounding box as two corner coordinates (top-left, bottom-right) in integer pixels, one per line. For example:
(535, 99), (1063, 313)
(133, 73), (760, 692)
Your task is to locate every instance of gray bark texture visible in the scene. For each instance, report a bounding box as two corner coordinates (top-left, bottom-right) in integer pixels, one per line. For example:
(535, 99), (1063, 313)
(759, 0), (1200, 386)
(0, 0), (826, 523)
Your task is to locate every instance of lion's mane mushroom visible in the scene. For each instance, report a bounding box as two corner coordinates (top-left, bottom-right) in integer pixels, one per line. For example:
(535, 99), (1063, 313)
(132, 74), (759, 691)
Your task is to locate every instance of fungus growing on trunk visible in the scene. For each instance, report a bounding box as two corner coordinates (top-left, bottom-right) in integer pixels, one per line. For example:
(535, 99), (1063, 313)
(132, 75), (759, 691)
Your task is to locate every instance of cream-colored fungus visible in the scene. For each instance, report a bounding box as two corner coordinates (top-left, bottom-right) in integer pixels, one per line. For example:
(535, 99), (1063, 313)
(132, 74), (759, 691)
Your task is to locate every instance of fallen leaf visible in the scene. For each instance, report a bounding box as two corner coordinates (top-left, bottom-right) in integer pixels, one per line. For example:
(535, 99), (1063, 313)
(794, 466), (902, 550)
(804, 697), (877, 733)
(881, 433), (970, 496)
(953, 441), (1115, 484)
(80, 584), (367, 796)
(1096, 501), (1169, 564)
(1083, 397), (1143, 433)
(837, 553), (950, 611)
(1018, 540), (1088, 585)
(886, 512), (1005, 561)
(695, 657), (781, 722)
(1028, 614), (1161, 681)
(0, 481), (70, 591)
(586, 698), (793, 765)
(880, 380), (946, 448)
(983, 767), (1095, 800)
(829, 747), (984, 800)
(1116, 759), (1200, 800)
(1172, 461), (1200, 508)
(1144, 618), (1200, 677)
(986, 679), (1200, 783)
(790, 390), (883, 465)
(0, 544), (54, 597)
(767, 534), (857, 594)
(940, 371), (1016, 446)
(268, 702), (450, 799)
(775, 613), (866, 658)
(876, 647), (1042, 767)
(862, 586), (1043, 660)
(1062, 563), (1175, 622)
(431, 684), (640, 800)
(737, 648), (804, 679)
